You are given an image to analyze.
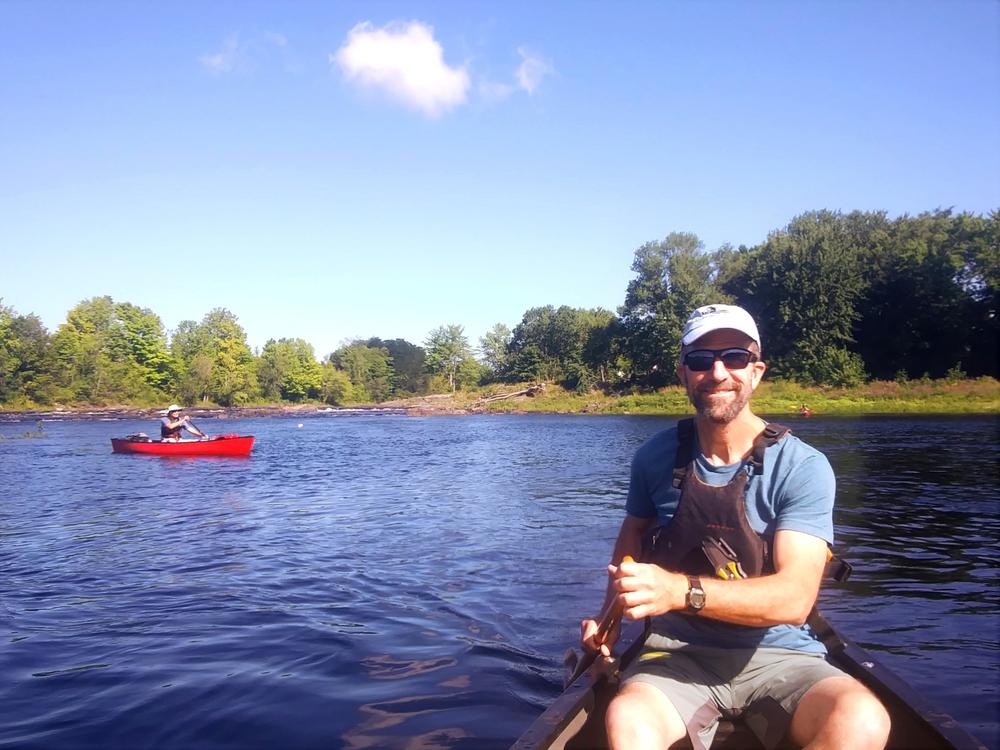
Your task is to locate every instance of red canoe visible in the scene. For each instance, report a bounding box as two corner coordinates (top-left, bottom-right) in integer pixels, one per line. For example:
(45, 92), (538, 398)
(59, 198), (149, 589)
(111, 435), (255, 457)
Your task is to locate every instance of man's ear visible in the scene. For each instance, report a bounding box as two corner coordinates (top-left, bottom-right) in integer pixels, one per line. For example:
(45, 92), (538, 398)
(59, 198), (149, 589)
(676, 364), (687, 386)
(750, 360), (766, 390)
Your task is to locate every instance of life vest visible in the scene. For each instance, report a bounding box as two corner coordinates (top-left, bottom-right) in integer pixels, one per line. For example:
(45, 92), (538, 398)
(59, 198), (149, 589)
(161, 420), (182, 440)
(641, 418), (852, 583)
(641, 418), (789, 579)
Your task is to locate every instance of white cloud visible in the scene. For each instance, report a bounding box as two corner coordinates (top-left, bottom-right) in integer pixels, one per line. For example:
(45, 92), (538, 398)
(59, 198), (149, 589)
(515, 48), (554, 95)
(333, 21), (470, 118)
(200, 33), (241, 74)
(200, 32), (292, 75)
(478, 80), (515, 104)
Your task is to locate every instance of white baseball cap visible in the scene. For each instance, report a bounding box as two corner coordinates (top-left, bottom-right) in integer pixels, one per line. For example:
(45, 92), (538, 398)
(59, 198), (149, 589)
(681, 304), (761, 350)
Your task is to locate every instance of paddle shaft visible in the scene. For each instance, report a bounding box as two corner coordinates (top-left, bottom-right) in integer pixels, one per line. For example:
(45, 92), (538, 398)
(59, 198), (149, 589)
(186, 419), (208, 439)
(566, 555), (634, 686)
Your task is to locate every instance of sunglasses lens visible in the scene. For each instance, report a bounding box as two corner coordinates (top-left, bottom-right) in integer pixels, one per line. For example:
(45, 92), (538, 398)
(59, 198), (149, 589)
(685, 353), (715, 371)
(721, 350), (752, 368)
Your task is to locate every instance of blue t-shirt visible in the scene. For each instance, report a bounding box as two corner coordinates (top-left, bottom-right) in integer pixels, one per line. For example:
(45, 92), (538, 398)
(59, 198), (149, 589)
(626, 424), (835, 653)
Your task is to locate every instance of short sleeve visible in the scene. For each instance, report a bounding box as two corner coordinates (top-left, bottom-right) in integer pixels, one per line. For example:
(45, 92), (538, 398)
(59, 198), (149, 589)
(774, 452), (836, 543)
(626, 446), (657, 518)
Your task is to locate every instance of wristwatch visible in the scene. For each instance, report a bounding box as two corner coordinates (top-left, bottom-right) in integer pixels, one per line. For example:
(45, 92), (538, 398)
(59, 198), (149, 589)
(686, 576), (706, 613)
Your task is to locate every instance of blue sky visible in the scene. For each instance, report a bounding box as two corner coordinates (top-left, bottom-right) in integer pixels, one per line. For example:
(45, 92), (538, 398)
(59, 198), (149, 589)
(2, 1), (998, 359)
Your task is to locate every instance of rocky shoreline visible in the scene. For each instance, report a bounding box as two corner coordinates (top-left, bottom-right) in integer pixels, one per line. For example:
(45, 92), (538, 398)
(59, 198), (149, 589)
(0, 385), (554, 422)
(0, 396), (473, 422)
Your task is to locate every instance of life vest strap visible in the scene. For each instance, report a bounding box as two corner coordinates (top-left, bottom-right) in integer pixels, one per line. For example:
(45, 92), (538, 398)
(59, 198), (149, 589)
(671, 418), (696, 489)
(749, 422), (791, 475)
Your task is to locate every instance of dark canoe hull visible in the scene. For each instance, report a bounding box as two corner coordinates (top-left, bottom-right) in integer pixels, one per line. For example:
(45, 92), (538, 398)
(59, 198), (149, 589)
(111, 436), (255, 457)
(512, 611), (987, 750)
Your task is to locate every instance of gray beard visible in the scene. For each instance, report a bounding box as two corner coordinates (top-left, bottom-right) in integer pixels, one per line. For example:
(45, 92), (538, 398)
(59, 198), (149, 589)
(691, 386), (751, 424)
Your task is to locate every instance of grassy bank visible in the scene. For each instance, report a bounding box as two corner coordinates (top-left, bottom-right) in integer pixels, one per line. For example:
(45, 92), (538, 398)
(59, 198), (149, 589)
(3, 378), (997, 418)
(462, 377), (1000, 416)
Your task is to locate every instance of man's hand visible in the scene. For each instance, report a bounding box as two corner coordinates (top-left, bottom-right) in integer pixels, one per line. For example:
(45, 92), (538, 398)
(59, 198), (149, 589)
(580, 616), (619, 657)
(579, 555), (636, 657)
(614, 559), (687, 620)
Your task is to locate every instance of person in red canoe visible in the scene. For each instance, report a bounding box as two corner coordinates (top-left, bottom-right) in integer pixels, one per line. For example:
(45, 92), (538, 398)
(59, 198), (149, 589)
(161, 405), (207, 441)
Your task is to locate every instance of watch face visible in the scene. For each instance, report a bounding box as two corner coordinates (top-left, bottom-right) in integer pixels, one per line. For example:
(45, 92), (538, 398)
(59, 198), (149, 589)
(687, 578), (706, 611)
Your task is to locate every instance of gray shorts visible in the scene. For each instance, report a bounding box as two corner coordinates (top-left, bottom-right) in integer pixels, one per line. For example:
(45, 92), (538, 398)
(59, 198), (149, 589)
(621, 633), (848, 750)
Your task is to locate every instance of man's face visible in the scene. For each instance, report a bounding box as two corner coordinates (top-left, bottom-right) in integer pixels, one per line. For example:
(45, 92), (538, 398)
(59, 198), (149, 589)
(675, 329), (766, 424)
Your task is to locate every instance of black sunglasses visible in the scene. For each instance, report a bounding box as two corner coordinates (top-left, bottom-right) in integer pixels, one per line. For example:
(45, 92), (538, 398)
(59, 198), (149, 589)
(683, 348), (758, 372)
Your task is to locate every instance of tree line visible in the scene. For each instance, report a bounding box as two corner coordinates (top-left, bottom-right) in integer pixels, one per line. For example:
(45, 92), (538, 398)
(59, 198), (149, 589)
(1, 208), (996, 408)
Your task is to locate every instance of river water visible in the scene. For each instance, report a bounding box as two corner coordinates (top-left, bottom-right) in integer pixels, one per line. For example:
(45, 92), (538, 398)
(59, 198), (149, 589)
(0, 413), (996, 749)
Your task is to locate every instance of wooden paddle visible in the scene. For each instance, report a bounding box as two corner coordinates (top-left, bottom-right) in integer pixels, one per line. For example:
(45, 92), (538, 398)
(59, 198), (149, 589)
(186, 419), (209, 440)
(565, 555), (634, 687)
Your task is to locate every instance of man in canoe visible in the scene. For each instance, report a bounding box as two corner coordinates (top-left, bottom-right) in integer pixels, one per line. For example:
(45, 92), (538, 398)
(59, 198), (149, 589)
(161, 404), (207, 441)
(581, 304), (890, 750)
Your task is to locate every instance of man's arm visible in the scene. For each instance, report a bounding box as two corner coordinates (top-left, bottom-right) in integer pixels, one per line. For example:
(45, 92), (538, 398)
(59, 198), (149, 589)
(615, 528), (828, 627)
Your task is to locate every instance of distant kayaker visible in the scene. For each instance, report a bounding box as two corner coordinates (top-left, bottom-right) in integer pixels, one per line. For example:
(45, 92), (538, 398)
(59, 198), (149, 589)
(161, 405), (207, 441)
(581, 304), (890, 750)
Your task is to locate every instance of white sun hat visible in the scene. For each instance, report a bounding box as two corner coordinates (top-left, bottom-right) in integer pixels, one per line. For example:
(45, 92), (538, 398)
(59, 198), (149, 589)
(681, 304), (761, 350)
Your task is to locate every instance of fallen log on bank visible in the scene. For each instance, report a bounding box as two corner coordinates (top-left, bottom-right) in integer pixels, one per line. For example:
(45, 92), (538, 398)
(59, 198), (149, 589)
(472, 383), (546, 409)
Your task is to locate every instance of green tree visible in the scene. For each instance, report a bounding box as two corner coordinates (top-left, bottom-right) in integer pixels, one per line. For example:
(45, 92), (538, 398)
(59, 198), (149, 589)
(456, 355), (487, 390)
(618, 232), (719, 385)
(367, 337), (426, 394)
(479, 323), (512, 380)
(968, 209), (1000, 377)
(50, 296), (117, 401)
(329, 342), (393, 402)
(506, 306), (618, 390)
(258, 338), (323, 402)
(6, 313), (56, 404)
(0, 303), (55, 404)
(581, 313), (625, 386)
(722, 211), (869, 385)
(205, 310), (259, 406)
(49, 296), (171, 403)
(507, 307), (562, 382)
(171, 309), (258, 405)
(319, 363), (354, 405)
(854, 209), (998, 379)
(424, 324), (472, 392)
(170, 320), (212, 403)
(0, 303), (15, 400)
(109, 302), (175, 391)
